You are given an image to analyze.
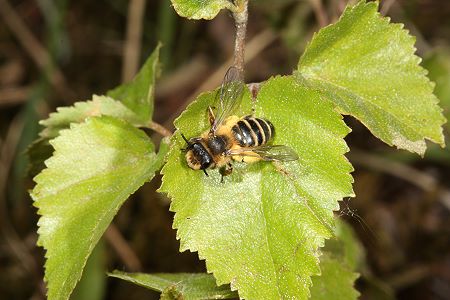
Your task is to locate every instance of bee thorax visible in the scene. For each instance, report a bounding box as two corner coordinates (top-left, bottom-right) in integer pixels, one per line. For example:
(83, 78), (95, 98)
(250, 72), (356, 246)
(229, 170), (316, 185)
(206, 135), (228, 155)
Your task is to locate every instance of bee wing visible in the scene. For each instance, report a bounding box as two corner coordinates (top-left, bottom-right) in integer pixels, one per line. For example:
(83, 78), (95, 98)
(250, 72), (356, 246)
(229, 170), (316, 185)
(211, 66), (245, 133)
(228, 145), (299, 162)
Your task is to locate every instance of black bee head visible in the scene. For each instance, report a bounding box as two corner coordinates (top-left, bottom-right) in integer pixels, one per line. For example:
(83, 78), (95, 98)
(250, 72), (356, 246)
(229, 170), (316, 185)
(181, 133), (213, 171)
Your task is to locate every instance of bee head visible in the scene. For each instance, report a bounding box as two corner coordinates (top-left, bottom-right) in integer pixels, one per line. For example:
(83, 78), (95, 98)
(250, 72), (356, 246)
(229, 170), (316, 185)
(181, 133), (213, 172)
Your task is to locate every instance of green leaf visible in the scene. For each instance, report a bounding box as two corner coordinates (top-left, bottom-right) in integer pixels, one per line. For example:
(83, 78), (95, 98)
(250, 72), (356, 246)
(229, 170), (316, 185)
(155, 136), (172, 169)
(31, 116), (160, 300)
(309, 220), (362, 300)
(325, 219), (364, 270)
(39, 95), (144, 140)
(108, 271), (238, 299)
(310, 254), (359, 300)
(107, 44), (161, 122)
(170, 0), (236, 20)
(423, 48), (450, 132)
(71, 241), (106, 300)
(297, 0), (446, 155)
(28, 94), (149, 177)
(160, 76), (354, 299)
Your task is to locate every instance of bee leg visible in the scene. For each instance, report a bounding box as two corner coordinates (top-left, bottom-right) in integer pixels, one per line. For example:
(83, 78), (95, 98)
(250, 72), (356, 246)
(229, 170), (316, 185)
(207, 106), (216, 126)
(219, 164), (233, 183)
(226, 163), (233, 175)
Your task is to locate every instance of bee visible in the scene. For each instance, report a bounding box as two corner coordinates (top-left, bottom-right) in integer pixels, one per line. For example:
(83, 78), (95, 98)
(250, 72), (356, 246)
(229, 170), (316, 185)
(182, 66), (298, 178)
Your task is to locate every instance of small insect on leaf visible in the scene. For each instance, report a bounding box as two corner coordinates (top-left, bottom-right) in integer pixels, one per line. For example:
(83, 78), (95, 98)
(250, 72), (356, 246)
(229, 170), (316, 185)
(183, 66), (298, 179)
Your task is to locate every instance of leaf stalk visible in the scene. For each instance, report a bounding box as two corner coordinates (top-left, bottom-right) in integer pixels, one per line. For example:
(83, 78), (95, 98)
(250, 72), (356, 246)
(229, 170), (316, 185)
(148, 121), (173, 137)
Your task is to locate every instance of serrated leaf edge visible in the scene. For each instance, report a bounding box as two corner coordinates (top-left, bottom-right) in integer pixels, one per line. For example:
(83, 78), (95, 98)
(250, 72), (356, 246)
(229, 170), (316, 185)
(32, 116), (159, 299)
(298, 0), (446, 154)
(159, 79), (355, 299)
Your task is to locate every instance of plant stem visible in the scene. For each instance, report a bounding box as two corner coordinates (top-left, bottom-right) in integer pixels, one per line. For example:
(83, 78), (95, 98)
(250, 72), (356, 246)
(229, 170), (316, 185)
(122, 0), (146, 82)
(232, 0), (249, 74)
(148, 121), (173, 137)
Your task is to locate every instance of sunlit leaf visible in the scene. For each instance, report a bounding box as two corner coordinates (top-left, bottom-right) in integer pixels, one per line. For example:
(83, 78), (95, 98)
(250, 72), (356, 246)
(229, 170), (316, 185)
(29, 44), (161, 178)
(297, 0), (446, 155)
(160, 76), (354, 299)
(108, 271), (238, 299)
(32, 116), (162, 300)
(39, 95), (144, 140)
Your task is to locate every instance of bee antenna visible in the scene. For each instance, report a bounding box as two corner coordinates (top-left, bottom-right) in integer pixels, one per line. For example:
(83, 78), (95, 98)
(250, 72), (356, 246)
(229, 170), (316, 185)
(180, 133), (190, 145)
(203, 169), (209, 176)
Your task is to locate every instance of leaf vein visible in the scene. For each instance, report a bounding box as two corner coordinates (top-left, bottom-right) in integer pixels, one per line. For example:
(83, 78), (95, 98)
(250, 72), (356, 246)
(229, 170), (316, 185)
(303, 75), (424, 138)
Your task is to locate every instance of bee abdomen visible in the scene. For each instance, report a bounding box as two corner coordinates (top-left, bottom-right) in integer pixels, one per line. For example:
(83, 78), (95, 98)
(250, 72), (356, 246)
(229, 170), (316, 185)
(232, 116), (274, 147)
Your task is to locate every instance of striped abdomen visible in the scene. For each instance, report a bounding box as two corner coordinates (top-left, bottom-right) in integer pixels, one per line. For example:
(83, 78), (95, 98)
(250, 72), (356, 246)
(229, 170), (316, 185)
(231, 116), (275, 147)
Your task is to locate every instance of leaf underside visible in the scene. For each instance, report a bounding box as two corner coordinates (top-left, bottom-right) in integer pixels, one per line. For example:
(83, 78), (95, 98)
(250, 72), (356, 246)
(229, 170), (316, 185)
(32, 116), (161, 300)
(107, 43), (161, 122)
(28, 45), (161, 177)
(39, 95), (144, 140)
(160, 76), (354, 299)
(297, 0), (446, 155)
(170, 0), (234, 20)
(41, 44), (160, 140)
(108, 221), (362, 300)
(108, 271), (238, 300)
(310, 254), (360, 300)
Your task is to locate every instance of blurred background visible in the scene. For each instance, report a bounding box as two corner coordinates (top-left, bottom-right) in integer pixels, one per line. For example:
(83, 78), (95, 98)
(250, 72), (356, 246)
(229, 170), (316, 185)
(0, 0), (449, 299)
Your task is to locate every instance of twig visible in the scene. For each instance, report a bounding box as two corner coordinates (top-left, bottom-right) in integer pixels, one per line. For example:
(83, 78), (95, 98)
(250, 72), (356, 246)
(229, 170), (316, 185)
(122, 0), (146, 82)
(331, 0), (347, 22)
(232, 0), (249, 73)
(0, 0), (75, 101)
(381, 0), (396, 15)
(156, 56), (208, 98)
(385, 264), (431, 290)
(308, 0), (329, 27)
(148, 121), (172, 137)
(349, 149), (450, 211)
(105, 224), (142, 272)
(349, 149), (437, 192)
(0, 86), (32, 106)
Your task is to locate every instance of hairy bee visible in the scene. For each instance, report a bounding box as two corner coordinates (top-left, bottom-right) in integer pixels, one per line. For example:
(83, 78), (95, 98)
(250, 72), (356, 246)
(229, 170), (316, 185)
(182, 66), (298, 177)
